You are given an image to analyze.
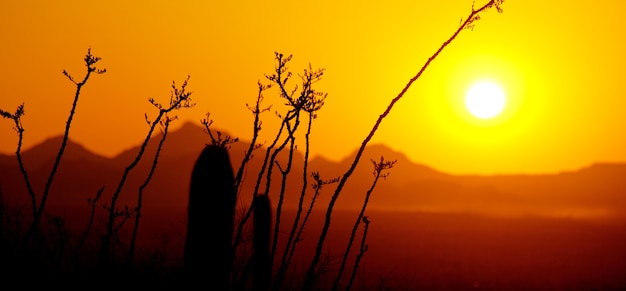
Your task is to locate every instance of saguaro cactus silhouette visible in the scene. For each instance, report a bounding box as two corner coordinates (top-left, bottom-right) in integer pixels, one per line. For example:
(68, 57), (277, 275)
(252, 194), (272, 291)
(184, 145), (237, 289)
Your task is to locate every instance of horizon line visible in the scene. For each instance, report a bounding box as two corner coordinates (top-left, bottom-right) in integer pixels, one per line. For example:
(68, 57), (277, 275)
(0, 128), (622, 177)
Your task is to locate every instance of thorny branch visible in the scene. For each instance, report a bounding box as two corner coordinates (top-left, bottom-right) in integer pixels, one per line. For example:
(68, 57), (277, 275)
(303, 1), (504, 289)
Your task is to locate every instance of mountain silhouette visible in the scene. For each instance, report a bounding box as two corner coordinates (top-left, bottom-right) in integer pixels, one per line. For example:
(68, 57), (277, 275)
(3, 121), (626, 290)
(1, 121), (626, 221)
(1, 135), (116, 171)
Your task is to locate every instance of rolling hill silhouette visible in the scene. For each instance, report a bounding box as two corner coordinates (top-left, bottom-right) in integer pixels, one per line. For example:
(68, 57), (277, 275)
(3, 122), (626, 290)
(1, 121), (626, 220)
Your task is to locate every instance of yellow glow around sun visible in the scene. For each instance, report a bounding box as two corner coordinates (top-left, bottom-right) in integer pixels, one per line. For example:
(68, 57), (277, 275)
(465, 82), (506, 119)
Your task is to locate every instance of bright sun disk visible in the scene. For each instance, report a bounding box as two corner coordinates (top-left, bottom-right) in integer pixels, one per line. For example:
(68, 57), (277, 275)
(465, 82), (506, 119)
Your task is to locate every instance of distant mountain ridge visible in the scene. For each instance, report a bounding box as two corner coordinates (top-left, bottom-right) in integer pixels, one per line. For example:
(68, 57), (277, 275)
(1, 121), (626, 220)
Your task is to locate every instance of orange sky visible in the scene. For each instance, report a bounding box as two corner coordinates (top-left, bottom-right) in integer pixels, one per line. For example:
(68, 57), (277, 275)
(1, 0), (625, 175)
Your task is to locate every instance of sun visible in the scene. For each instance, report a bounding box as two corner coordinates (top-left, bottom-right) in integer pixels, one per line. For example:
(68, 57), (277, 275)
(465, 82), (506, 119)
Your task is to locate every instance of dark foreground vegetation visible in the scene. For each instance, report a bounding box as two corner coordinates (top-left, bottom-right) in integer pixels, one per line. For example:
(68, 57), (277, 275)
(3, 202), (626, 290)
(11, 2), (624, 290)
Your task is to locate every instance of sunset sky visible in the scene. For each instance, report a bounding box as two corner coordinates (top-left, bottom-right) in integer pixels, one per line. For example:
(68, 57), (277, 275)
(1, 0), (625, 175)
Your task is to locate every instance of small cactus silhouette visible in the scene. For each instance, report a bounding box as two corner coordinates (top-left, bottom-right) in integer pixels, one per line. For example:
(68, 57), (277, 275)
(184, 145), (237, 289)
(253, 194), (272, 291)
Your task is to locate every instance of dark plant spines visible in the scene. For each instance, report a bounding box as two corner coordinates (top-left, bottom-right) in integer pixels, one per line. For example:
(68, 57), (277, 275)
(253, 194), (272, 291)
(184, 145), (237, 289)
